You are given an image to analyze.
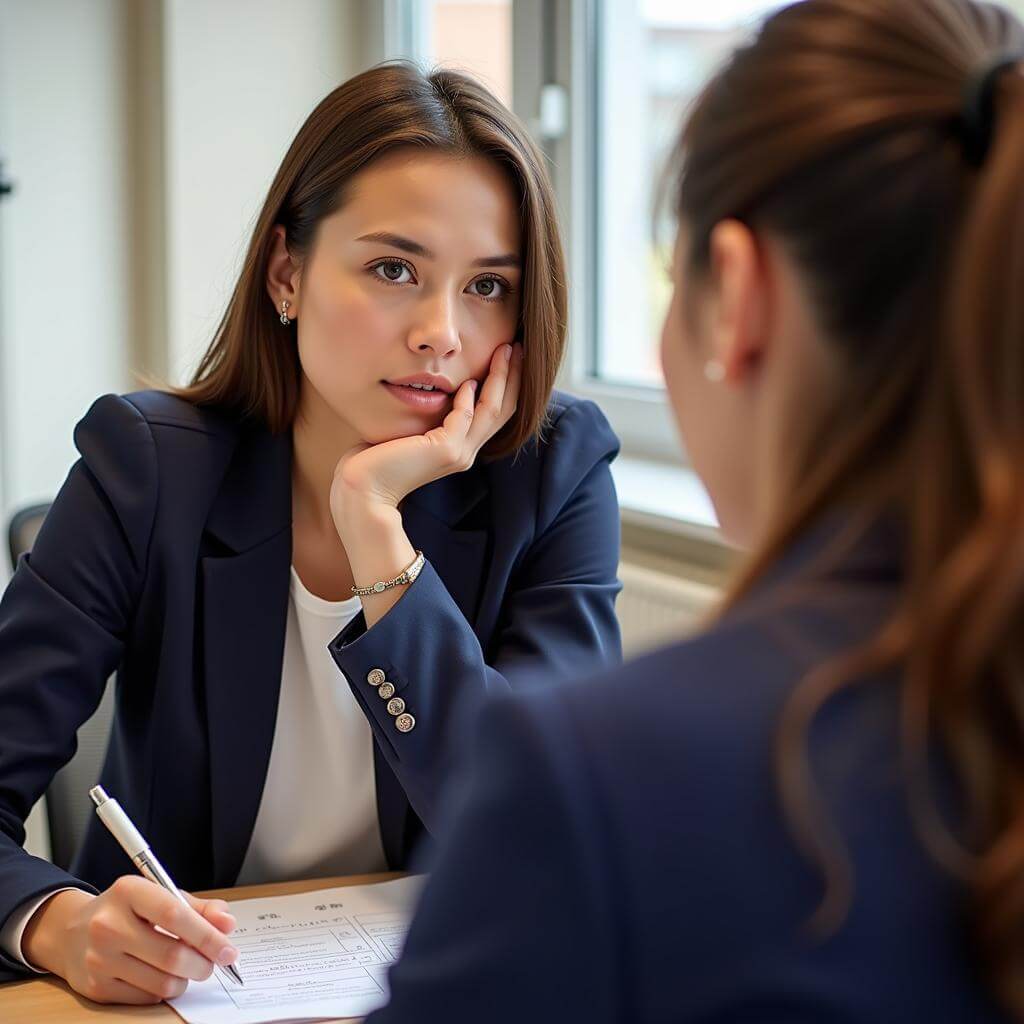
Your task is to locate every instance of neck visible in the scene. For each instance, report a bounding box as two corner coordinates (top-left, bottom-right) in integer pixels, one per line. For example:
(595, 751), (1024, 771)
(291, 385), (362, 534)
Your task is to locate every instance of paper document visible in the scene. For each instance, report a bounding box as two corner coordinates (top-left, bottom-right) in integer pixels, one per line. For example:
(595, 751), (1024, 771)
(168, 875), (424, 1024)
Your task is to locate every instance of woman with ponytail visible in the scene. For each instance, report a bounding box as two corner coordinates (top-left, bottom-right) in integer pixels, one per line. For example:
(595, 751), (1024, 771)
(363, 1), (1024, 1021)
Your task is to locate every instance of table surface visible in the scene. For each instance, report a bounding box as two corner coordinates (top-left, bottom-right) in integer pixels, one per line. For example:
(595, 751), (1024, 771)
(0, 871), (404, 1023)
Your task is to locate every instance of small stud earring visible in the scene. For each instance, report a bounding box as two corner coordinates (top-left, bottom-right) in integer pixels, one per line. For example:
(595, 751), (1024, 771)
(279, 300), (291, 326)
(704, 360), (726, 383)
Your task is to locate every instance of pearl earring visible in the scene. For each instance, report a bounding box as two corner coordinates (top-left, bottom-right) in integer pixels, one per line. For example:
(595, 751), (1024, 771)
(279, 300), (291, 326)
(704, 360), (725, 383)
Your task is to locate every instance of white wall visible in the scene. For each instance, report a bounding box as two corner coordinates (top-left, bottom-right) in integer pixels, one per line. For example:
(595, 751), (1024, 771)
(163, 0), (364, 383)
(0, 0), (133, 521)
(1, 0), (367, 860)
(0, 0), (374, 568)
(0, 0), (367, 524)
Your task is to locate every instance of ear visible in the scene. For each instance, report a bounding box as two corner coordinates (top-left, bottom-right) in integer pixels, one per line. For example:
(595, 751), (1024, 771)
(266, 225), (302, 318)
(707, 220), (768, 386)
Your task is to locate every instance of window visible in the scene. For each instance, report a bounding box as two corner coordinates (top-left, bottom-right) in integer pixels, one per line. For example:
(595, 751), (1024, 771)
(425, 0), (513, 106)
(594, 2), (787, 389)
(561, 1), (788, 457)
(385, 0), (513, 106)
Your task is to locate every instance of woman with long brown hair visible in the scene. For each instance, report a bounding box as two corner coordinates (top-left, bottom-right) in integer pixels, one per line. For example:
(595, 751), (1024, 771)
(365, 1), (1024, 1020)
(0, 65), (621, 1003)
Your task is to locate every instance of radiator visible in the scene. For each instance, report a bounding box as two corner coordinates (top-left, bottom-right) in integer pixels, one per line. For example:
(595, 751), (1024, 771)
(617, 562), (721, 657)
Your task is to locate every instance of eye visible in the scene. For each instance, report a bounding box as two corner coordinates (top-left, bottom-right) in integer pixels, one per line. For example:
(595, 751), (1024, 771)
(370, 259), (416, 286)
(466, 275), (511, 302)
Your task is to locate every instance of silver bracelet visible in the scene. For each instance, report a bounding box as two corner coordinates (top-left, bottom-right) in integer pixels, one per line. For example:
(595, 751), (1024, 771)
(351, 551), (426, 596)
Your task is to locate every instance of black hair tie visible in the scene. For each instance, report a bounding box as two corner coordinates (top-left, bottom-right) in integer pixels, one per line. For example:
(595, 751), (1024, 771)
(960, 54), (1022, 166)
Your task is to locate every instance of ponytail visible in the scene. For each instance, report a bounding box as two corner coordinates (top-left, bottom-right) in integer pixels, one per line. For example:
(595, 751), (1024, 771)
(932, 62), (1024, 1013)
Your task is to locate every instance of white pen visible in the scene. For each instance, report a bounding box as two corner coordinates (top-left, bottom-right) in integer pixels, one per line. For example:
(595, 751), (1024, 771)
(89, 785), (244, 986)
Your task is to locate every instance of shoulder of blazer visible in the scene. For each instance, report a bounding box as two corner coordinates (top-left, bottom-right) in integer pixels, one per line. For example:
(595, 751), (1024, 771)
(516, 519), (902, 772)
(498, 569), (895, 827)
(540, 390), (620, 467)
(486, 389), (620, 532)
(543, 388), (618, 449)
(71, 392), (258, 566)
(79, 390), (250, 486)
(115, 390), (252, 489)
(120, 389), (243, 439)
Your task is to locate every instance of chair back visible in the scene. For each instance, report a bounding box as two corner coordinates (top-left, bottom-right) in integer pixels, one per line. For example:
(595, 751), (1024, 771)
(7, 503), (50, 572)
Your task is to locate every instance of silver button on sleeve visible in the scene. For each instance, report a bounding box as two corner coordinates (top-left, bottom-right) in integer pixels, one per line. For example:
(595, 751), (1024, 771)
(367, 668), (386, 686)
(395, 713), (415, 733)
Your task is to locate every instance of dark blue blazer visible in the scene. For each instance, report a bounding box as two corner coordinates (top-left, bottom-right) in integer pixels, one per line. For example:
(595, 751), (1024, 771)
(0, 388), (621, 982)
(368, 521), (1008, 1023)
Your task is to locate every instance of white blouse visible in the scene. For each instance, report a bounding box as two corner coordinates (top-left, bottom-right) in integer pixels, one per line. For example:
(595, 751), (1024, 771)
(236, 565), (387, 883)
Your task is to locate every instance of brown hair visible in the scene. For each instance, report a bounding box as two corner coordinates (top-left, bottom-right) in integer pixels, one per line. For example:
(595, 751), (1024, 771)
(173, 63), (565, 457)
(668, 0), (1024, 1011)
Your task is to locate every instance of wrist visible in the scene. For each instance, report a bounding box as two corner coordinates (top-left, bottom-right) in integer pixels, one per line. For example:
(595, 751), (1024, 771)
(342, 510), (417, 597)
(352, 550), (425, 596)
(21, 889), (92, 974)
(331, 491), (402, 543)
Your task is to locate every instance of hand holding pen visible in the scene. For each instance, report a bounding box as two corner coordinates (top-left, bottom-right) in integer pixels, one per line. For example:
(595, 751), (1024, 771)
(90, 786), (243, 987)
(20, 787), (242, 1005)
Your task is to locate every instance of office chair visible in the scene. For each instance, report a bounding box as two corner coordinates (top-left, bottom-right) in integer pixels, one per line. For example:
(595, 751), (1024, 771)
(7, 503), (116, 870)
(6, 503), (51, 572)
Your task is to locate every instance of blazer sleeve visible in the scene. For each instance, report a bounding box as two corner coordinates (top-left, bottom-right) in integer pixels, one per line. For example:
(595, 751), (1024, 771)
(0, 394), (156, 980)
(365, 687), (621, 1024)
(328, 399), (622, 830)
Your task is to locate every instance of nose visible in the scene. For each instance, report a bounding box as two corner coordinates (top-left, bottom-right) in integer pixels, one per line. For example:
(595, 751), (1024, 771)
(407, 288), (462, 358)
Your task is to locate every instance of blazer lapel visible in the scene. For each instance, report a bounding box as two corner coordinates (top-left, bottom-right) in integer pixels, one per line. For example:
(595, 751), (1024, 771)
(201, 426), (292, 887)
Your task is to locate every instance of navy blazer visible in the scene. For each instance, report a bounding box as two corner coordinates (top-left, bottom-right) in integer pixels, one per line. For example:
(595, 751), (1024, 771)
(367, 521), (1008, 1023)
(0, 388), (621, 982)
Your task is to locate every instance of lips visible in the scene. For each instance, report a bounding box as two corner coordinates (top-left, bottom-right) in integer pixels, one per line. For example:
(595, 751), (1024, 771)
(385, 374), (455, 393)
(382, 381), (453, 412)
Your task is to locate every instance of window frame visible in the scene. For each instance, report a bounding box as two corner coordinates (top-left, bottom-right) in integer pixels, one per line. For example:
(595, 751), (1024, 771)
(380, 0), (431, 61)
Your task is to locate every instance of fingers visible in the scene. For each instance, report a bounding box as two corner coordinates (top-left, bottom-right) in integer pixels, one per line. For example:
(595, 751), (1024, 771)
(78, 974), (167, 1006)
(119, 919), (215, 982)
(466, 343), (520, 451)
(87, 910), (211, 984)
(74, 884), (215, 1005)
(422, 342), (520, 474)
(447, 376), (478, 438)
(111, 952), (190, 1001)
(427, 377), (478, 457)
(116, 876), (238, 969)
(62, 878), (236, 1007)
(501, 342), (524, 422)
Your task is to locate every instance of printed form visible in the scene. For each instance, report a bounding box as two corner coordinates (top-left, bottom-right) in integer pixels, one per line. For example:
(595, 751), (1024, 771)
(168, 876), (424, 1024)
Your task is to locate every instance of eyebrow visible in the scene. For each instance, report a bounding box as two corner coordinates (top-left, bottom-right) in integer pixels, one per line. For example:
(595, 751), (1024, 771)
(355, 231), (521, 269)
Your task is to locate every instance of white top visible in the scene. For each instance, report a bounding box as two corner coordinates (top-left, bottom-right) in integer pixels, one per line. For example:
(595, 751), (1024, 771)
(2, 565), (387, 969)
(236, 566), (387, 883)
